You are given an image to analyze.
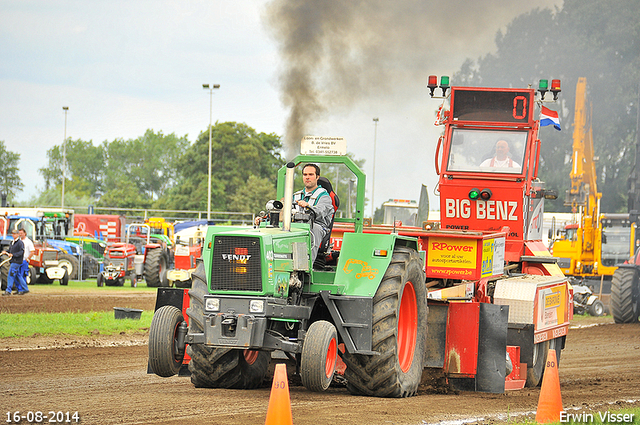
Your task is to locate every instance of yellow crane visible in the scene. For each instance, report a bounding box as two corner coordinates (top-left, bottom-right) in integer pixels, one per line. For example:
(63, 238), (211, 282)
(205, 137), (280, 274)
(550, 78), (635, 281)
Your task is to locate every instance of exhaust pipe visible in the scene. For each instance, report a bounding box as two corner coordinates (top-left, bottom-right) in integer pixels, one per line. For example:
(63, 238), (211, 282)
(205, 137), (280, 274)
(282, 162), (295, 232)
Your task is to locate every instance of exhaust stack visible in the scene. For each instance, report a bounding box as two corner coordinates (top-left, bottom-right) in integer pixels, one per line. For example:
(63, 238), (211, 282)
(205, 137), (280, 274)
(282, 162), (295, 231)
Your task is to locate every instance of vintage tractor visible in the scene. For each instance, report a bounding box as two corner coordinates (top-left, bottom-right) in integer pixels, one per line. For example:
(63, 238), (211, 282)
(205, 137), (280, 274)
(97, 242), (138, 287)
(165, 223), (208, 288)
(127, 223), (171, 287)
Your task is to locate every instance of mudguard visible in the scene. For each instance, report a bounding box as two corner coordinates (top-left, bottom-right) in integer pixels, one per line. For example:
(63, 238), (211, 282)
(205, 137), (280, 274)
(333, 232), (419, 297)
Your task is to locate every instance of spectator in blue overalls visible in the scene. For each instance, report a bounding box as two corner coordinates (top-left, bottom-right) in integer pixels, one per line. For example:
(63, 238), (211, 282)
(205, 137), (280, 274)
(2, 229), (28, 295)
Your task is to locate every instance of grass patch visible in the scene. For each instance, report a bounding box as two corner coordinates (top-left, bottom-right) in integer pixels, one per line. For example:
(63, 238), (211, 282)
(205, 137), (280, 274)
(28, 279), (157, 292)
(0, 310), (153, 338)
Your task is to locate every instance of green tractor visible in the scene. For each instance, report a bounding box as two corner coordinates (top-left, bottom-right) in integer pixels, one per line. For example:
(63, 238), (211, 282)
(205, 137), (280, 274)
(149, 155), (428, 396)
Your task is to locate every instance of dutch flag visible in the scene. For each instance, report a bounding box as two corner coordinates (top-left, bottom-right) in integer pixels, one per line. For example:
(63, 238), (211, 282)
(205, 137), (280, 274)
(540, 106), (561, 131)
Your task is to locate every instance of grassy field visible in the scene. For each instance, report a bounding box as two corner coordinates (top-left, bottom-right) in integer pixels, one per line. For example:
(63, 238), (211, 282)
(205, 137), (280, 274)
(1, 278), (156, 338)
(26, 278), (158, 293)
(0, 310), (153, 338)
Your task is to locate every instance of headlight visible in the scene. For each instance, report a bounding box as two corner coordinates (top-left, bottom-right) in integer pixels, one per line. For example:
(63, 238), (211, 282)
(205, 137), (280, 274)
(249, 300), (265, 313)
(205, 298), (220, 312)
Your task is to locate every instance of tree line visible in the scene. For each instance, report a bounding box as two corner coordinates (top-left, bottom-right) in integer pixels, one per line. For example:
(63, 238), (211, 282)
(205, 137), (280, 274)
(35, 123), (285, 215)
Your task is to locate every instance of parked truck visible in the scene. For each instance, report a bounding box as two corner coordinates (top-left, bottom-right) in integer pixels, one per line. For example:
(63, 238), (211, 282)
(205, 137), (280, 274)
(147, 78), (572, 397)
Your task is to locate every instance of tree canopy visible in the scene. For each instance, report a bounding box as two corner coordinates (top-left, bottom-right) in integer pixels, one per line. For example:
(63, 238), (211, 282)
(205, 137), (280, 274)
(453, 0), (640, 213)
(36, 123), (285, 215)
(0, 141), (23, 203)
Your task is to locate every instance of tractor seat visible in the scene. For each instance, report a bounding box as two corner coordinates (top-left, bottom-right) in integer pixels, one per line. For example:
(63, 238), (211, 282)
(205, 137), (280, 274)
(314, 177), (340, 269)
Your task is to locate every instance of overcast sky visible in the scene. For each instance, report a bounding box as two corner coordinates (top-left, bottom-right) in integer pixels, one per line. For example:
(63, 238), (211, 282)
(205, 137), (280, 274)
(0, 0), (562, 213)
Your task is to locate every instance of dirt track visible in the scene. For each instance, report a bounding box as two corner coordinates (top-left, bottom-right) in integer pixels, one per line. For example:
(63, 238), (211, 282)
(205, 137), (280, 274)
(1, 288), (640, 425)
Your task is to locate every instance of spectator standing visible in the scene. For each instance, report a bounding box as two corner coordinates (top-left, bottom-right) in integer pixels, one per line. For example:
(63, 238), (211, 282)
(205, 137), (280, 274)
(19, 228), (34, 285)
(2, 229), (28, 295)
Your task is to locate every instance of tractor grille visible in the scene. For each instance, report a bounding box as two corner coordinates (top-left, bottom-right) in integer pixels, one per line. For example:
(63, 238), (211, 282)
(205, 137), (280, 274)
(211, 236), (262, 292)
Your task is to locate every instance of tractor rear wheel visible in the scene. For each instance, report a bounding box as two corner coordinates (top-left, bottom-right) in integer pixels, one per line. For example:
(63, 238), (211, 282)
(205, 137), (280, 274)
(343, 246), (427, 398)
(58, 253), (79, 280)
(301, 320), (338, 392)
(149, 305), (185, 377)
(611, 267), (640, 323)
(145, 248), (168, 287)
(186, 265), (269, 388)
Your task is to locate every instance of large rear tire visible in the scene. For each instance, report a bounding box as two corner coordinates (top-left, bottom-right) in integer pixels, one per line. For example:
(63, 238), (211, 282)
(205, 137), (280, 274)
(58, 253), (79, 280)
(301, 320), (338, 392)
(149, 305), (185, 377)
(145, 248), (168, 288)
(186, 265), (269, 388)
(611, 268), (640, 323)
(342, 246), (427, 398)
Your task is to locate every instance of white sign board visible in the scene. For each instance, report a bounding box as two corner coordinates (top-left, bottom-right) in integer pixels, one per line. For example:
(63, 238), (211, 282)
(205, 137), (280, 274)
(300, 136), (347, 155)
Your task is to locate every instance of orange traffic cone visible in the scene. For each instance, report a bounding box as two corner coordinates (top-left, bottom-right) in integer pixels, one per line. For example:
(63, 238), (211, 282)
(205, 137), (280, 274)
(265, 363), (293, 425)
(535, 349), (563, 423)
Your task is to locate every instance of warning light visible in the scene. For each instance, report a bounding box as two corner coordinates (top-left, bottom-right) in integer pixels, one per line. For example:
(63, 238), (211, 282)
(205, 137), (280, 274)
(479, 189), (492, 200)
(235, 247), (249, 255)
(427, 75), (438, 97)
(440, 76), (450, 97)
(468, 188), (480, 200)
(551, 79), (561, 100)
(427, 75), (451, 97)
(538, 79), (549, 100)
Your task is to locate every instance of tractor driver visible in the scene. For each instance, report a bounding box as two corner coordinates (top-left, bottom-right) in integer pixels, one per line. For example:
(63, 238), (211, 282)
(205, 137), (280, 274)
(480, 139), (521, 169)
(255, 163), (335, 262)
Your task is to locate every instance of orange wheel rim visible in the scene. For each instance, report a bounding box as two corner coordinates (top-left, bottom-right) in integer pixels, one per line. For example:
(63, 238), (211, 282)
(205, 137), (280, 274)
(398, 281), (417, 373)
(325, 337), (337, 378)
(244, 349), (259, 365)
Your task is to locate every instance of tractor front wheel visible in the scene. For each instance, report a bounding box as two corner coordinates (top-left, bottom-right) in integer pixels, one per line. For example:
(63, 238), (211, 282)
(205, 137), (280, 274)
(301, 320), (338, 392)
(149, 305), (185, 377)
(343, 246), (427, 398)
(611, 268), (640, 323)
(186, 265), (269, 388)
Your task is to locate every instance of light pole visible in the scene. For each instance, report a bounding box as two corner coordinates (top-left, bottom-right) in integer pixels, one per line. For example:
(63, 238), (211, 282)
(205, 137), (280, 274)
(202, 83), (220, 220)
(371, 117), (379, 219)
(61, 106), (69, 210)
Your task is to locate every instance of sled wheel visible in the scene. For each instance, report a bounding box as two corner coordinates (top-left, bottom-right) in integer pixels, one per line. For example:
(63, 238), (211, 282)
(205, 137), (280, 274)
(343, 246), (427, 398)
(301, 320), (338, 392)
(526, 340), (549, 387)
(149, 305), (185, 377)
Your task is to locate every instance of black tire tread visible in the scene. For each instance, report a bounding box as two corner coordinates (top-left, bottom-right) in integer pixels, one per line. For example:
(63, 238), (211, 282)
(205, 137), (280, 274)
(342, 246), (427, 398)
(611, 268), (640, 323)
(301, 320), (337, 392)
(145, 248), (167, 288)
(149, 305), (184, 377)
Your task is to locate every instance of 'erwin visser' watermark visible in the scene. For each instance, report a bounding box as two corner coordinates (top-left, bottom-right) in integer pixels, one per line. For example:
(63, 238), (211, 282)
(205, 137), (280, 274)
(560, 410), (635, 423)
